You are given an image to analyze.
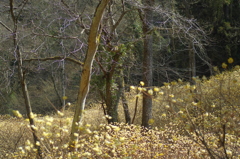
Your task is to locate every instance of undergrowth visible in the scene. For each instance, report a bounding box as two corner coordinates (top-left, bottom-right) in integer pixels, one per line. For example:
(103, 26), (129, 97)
(0, 65), (239, 158)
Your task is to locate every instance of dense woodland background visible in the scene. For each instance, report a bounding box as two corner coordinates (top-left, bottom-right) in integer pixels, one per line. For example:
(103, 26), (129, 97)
(0, 0), (240, 115)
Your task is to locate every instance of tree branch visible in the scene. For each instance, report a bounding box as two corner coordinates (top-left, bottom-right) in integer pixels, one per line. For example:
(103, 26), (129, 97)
(23, 56), (83, 66)
(0, 21), (13, 32)
(32, 32), (78, 39)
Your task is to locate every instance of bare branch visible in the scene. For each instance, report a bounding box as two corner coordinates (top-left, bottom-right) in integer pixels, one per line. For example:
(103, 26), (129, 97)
(16, 0), (28, 22)
(32, 32), (78, 39)
(0, 21), (13, 32)
(24, 56), (83, 66)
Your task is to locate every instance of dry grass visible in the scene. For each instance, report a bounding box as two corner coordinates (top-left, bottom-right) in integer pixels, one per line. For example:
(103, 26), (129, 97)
(0, 67), (240, 158)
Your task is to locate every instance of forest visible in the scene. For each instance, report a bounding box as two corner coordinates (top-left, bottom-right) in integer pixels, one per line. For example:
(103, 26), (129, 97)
(0, 0), (239, 158)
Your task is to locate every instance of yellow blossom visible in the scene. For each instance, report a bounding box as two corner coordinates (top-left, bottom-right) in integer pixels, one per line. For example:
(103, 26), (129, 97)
(178, 79), (183, 84)
(163, 82), (169, 86)
(211, 104), (216, 108)
(57, 111), (64, 116)
(62, 96), (68, 100)
(202, 76), (207, 81)
(55, 133), (60, 138)
(30, 125), (38, 130)
(227, 57), (234, 64)
(119, 137), (125, 142)
(25, 146), (31, 151)
(130, 86), (135, 90)
(191, 85), (196, 90)
(92, 145), (101, 153)
(226, 150), (232, 156)
(85, 128), (92, 134)
(111, 125), (120, 132)
(148, 119), (155, 125)
(161, 113), (166, 117)
(83, 152), (92, 157)
(137, 87), (143, 91)
(140, 81), (144, 86)
(159, 91), (164, 95)
(185, 84), (190, 89)
(46, 122), (52, 126)
(203, 112), (209, 117)
(148, 89), (153, 95)
(222, 62), (227, 69)
(105, 115), (112, 119)
(234, 65), (239, 70)
(85, 124), (91, 127)
(12, 110), (23, 118)
(94, 135), (100, 140)
(192, 102), (198, 106)
(36, 141), (40, 146)
(30, 112), (37, 119)
(153, 87), (160, 92)
(105, 134), (112, 140)
(213, 66), (218, 72)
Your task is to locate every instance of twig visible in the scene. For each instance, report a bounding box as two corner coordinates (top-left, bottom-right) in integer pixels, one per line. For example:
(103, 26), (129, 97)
(0, 21), (13, 32)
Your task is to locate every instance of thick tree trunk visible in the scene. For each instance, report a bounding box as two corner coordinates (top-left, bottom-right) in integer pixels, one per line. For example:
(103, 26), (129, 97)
(69, 0), (110, 151)
(141, 0), (154, 128)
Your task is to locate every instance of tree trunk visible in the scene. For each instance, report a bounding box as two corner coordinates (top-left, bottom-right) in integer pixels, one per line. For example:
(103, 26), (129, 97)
(141, 0), (154, 128)
(9, 0), (42, 158)
(105, 73), (119, 123)
(183, 0), (196, 83)
(69, 0), (110, 151)
(189, 42), (196, 84)
(118, 67), (131, 124)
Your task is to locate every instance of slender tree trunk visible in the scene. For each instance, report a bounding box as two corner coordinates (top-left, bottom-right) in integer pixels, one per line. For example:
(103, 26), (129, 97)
(189, 42), (196, 84)
(62, 59), (66, 108)
(183, 1), (196, 83)
(9, 0), (42, 158)
(141, 0), (154, 128)
(118, 68), (131, 124)
(69, 0), (110, 151)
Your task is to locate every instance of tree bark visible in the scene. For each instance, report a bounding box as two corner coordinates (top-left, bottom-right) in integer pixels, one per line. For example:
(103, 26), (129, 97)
(141, 0), (154, 129)
(69, 0), (110, 151)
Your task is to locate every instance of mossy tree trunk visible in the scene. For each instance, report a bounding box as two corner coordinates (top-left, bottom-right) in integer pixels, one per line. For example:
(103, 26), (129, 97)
(69, 0), (110, 151)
